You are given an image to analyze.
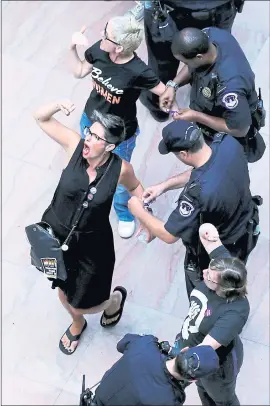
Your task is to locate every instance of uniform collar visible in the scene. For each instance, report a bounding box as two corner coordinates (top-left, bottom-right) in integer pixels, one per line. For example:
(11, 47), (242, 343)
(195, 42), (221, 76)
(190, 144), (218, 179)
(163, 359), (186, 403)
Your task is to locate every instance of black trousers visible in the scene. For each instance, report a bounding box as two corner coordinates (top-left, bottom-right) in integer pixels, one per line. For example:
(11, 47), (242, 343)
(140, 1), (237, 117)
(196, 337), (243, 406)
(184, 227), (260, 298)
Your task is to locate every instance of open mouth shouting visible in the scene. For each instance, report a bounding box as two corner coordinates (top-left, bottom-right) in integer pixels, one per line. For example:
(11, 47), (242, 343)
(82, 142), (90, 157)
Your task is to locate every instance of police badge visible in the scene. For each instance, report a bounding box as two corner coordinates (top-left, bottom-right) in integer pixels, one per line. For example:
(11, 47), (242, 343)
(202, 87), (212, 99)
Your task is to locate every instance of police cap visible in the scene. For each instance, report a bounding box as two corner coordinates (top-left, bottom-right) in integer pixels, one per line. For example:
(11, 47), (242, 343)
(181, 345), (219, 379)
(159, 120), (202, 155)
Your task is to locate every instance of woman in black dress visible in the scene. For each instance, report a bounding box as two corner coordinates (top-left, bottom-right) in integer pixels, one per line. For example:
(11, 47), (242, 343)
(33, 100), (149, 355)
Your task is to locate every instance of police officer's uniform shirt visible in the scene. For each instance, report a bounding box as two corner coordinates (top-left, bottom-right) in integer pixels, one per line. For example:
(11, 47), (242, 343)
(84, 41), (160, 139)
(94, 334), (185, 405)
(164, 134), (254, 246)
(179, 246), (250, 362)
(189, 27), (257, 132)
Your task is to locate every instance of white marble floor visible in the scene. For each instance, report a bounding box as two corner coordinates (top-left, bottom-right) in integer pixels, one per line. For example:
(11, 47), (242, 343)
(2, 1), (270, 405)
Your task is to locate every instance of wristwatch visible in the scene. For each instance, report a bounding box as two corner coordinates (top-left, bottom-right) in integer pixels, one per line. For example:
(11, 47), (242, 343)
(158, 340), (172, 355)
(166, 80), (179, 91)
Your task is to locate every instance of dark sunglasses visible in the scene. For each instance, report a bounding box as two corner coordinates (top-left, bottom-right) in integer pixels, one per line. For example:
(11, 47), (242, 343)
(83, 126), (114, 144)
(103, 22), (120, 45)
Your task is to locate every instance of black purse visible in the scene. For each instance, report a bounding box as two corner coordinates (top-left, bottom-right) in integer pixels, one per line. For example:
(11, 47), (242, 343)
(25, 221), (68, 281)
(245, 128), (266, 163)
(25, 154), (115, 281)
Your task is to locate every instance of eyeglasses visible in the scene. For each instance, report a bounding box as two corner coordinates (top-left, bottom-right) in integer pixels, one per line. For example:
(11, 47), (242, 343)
(103, 22), (120, 45)
(83, 126), (113, 144)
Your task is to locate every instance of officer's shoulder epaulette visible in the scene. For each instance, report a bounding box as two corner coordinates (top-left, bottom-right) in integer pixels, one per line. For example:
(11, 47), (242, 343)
(186, 182), (201, 199)
(202, 28), (210, 36)
(213, 132), (227, 143)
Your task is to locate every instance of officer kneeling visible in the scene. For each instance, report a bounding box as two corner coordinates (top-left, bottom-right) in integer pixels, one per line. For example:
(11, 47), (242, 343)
(82, 334), (219, 405)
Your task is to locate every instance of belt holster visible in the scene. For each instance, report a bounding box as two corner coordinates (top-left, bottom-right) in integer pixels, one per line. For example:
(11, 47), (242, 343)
(191, 10), (211, 20)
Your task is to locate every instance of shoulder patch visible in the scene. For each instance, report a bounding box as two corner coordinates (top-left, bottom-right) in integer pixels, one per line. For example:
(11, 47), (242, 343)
(222, 93), (238, 109)
(179, 200), (195, 217)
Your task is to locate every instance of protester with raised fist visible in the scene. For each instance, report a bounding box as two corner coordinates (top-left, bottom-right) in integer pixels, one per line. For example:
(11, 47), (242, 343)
(69, 16), (166, 239)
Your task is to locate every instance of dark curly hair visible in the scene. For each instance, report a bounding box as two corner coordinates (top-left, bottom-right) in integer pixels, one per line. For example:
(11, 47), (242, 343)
(209, 257), (248, 302)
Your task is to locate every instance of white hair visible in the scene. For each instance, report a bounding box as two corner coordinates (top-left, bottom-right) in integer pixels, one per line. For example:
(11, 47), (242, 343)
(110, 15), (144, 56)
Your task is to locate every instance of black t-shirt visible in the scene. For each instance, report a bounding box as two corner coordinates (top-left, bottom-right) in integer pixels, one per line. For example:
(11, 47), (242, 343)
(84, 41), (160, 140)
(179, 246), (250, 361)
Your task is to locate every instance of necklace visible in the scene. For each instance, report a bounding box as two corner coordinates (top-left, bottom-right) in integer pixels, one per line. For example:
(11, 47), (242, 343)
(86, 154), (114, 202)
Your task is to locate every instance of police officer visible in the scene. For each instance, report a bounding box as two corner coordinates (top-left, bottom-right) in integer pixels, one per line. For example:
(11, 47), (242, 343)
(85, 335), (219, 405)
(141, 0), (245, 121)
(160, 27), (266, 161)
(128, 120), (261, 297)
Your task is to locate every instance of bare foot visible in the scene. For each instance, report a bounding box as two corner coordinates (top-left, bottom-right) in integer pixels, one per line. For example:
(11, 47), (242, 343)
(101, 291), (122, 326)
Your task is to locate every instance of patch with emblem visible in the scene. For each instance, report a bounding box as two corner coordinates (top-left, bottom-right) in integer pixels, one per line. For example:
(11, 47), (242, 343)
(222, 93), (238, 109)
(179, 200), (195, 217)
(40, 257), (57, 279)
(202, 87), (212, 98)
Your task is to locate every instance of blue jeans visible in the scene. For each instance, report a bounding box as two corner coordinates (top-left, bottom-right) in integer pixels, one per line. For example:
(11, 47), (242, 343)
(80, 112), (138, 222)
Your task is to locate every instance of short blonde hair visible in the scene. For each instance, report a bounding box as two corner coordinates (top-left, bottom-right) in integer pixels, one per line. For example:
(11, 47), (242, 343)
(110, 15), (144, 56)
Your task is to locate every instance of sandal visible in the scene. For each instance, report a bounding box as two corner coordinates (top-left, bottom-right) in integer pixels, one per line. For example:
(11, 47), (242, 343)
(59, 320), (87, 355)
(100, 286), (127, 328)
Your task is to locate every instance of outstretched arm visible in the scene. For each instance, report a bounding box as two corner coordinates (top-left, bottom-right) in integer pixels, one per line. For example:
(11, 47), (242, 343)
(142, 169), (192, 204)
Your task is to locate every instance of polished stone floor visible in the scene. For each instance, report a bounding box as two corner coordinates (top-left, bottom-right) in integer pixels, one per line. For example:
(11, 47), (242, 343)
(2, 1), (269, 405)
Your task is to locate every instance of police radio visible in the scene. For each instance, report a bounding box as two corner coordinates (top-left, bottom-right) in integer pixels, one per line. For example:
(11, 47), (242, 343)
(257, 88), (266, 128)
(79, 375), (100, 406)
(234, 0), (245, 13)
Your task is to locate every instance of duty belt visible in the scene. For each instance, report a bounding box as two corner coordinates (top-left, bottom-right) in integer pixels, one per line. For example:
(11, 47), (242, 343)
(173, 1), (232, 18)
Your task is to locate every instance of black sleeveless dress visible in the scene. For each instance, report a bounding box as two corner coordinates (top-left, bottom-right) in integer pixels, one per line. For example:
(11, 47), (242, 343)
(41, 139), (122, 309)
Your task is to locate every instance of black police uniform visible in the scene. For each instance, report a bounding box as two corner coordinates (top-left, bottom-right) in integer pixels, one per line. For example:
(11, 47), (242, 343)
(93, 334), (185, 405)
(164, 132), (260, 297)
(188, 27), (258, 145)
(141, 0), (241, 119)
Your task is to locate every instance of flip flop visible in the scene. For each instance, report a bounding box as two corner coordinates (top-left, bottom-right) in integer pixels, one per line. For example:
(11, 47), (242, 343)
(59, 320), (87, 355)
(100, 286), (127, 328)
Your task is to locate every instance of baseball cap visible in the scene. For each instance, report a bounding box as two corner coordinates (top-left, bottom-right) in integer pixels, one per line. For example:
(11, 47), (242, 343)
(180, 345), (219, 379)
(158, 120), (202, 155)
